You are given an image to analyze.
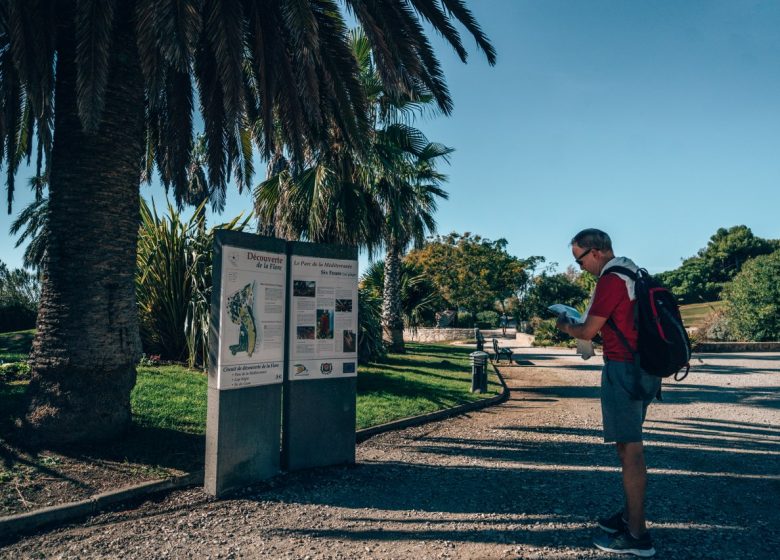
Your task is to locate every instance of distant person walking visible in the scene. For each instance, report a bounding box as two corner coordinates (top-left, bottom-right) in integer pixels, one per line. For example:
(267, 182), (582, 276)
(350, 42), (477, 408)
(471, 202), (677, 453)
(555, 228), (660, 558)
(500, 313), (508, 336)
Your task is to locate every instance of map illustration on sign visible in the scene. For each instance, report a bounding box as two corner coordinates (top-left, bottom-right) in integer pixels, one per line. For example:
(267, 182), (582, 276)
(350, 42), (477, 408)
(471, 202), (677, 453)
(227, 282), (257, 356)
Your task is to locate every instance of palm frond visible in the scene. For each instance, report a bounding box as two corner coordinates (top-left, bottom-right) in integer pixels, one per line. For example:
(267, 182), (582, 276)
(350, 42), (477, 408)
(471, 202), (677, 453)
(436, 0), (497, 64)
(75, 0), (117, 132)
(1, 46), (21, 212)
(165, 69), (195, 204)
(202, 0), (245, 127)
(155, 0), (202, 71)
(10, 194), (48, 269)
(194, 33), (226, 191)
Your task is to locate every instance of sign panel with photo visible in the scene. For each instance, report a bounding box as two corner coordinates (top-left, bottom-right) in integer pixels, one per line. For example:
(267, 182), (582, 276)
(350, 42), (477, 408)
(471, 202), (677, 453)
(289, 255), (359, 380)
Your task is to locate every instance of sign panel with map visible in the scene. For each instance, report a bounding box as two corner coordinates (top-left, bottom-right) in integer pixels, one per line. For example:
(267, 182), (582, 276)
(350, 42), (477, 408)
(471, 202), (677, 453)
(289, 255), (359, 380)
(216, 246), (287, 389)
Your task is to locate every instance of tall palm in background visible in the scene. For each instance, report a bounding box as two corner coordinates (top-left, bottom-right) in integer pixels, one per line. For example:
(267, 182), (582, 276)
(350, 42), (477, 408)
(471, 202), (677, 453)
(361, 260), (442, 333)
(256, 29), (451, 352)
(1, 0), (493, 445)
(375, 133), (450, 352)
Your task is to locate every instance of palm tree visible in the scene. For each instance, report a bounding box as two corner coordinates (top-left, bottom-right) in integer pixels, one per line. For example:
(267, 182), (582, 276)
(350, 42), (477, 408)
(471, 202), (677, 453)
(361, 259), (442, 333)
(377, 139), (451, 352)
(256, 29), (452, 351)
(1, 1), (493, 445)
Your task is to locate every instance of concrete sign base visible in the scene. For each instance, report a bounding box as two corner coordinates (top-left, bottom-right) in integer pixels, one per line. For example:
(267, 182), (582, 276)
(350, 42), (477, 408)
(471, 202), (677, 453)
(282, 377), (357, 471)
(205, 385), (281, 496)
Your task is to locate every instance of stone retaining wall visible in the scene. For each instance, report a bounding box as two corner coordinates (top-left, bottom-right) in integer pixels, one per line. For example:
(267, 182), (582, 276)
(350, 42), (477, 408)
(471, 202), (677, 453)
(404, 328), (475, 343)
(693, 342), (780, 352)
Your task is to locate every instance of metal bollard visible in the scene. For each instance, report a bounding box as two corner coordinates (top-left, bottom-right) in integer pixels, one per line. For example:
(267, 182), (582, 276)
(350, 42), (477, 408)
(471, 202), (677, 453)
(469, 351), (489, 393)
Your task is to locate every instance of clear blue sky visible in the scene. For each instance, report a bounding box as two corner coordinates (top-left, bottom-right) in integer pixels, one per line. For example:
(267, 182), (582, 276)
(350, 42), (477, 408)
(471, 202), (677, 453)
(2, 0), (779, 275)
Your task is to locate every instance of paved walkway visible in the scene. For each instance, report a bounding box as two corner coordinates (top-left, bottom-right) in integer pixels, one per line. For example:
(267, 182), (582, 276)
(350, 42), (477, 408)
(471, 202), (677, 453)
(4, 347), (779, 559)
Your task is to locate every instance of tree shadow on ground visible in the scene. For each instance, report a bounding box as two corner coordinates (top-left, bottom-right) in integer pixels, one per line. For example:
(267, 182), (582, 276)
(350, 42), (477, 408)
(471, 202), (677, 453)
(508, 382), (780, 412)
(240, 418), (779, 557)
(70, 424), (205, 473)
(0, 423), (205, 514)
(403, 345), (473, 357)
(694, 352), (780, 362)
(378, 356), (468, 374)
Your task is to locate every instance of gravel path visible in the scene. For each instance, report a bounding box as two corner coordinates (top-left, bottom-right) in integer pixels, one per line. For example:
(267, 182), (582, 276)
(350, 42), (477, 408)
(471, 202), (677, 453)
(3, 348), (779, 559)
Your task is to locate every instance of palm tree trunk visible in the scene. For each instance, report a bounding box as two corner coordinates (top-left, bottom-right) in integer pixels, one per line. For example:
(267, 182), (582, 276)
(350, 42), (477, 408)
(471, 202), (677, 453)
(23, 2), (145, 445)
(382, 239), (405, 353)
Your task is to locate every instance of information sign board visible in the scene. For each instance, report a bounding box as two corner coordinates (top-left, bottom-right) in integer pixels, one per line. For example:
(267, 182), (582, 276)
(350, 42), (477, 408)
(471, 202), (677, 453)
(216, 245), (287, 389)
(288, 255), (359, 381)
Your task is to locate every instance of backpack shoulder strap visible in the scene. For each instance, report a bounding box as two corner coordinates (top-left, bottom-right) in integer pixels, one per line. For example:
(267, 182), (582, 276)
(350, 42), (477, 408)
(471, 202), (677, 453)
(606, 317), (636, 356)
(604, 265), (637, 280)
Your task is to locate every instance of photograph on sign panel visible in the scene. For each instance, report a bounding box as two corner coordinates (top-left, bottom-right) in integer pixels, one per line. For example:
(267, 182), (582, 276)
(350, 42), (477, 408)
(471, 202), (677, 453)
(296, 326), (315, 340)
(293, 280), (316, 297)
(335, 298), (353, 312)
(343, 330), (356, 353)
(316, 309), (334, 339)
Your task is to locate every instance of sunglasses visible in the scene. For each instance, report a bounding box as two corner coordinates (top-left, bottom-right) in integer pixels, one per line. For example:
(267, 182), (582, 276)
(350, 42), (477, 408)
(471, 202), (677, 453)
(574, 248), (592, 265)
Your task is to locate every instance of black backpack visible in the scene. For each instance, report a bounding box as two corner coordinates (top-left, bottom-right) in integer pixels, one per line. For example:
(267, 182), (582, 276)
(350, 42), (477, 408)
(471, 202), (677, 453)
(605, 266), (691, 381)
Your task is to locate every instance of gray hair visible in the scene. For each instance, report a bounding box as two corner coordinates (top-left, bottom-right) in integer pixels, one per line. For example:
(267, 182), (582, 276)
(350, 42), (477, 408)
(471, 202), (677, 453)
(571, 228), (612, 251)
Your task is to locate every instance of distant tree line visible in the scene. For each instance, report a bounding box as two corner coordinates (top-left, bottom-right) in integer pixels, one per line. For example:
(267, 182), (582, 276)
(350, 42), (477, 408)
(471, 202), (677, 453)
(657, 225), (780, 304)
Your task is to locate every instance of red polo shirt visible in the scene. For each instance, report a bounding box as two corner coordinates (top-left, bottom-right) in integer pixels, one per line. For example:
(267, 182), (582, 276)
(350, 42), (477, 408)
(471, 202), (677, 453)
(588, 273), (637, 362)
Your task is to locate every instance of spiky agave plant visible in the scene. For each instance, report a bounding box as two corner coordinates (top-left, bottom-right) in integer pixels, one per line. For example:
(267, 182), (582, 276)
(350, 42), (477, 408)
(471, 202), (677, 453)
(136, 199), (249, 367)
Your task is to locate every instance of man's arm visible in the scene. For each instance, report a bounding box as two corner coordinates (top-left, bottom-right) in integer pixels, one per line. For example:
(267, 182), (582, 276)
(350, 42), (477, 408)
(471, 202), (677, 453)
(556, 313), (608, 341)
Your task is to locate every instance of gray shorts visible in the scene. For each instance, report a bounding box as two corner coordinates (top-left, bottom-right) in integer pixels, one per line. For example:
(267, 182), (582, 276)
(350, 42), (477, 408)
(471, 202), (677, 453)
(601, 360), (661, 443)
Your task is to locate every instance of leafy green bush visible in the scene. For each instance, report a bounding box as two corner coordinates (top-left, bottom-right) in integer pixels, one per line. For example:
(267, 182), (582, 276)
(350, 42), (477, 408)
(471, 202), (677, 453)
(722, 250), (780, 341)
(0, 360), (31, 382)
(457, 312), (474, 328)
(358, 286), (386, 363)
(519, 272), (588, 322)
(476, 310), (499, 328)
(0, 263), (39, 333)
(690, 310), (735, 344)
(136, 199), (249, 366)
(531, 318), (576, 347)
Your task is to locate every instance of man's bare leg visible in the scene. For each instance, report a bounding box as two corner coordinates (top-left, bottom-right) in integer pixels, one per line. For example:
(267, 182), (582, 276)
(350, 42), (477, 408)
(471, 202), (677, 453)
(616, 441), (648, 537)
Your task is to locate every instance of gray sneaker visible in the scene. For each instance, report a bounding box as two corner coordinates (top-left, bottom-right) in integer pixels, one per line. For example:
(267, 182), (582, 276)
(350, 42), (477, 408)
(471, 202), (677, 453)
(598, 510), (628, 534)
(593, 530), (656, 557)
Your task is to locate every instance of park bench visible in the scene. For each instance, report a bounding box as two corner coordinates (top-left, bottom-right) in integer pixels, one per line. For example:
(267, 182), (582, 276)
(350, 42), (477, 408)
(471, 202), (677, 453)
(492, 337), (513, 364)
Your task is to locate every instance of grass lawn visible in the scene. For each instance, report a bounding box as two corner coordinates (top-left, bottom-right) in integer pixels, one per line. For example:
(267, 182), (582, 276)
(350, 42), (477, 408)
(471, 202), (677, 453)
(0, 329), (34, 363)
(356, 342), (501, 429)
(132, 342), (501, 434)
(679, 301), (725, 328)
(1, 332), (500, 435)
(1, 333), (501, 514)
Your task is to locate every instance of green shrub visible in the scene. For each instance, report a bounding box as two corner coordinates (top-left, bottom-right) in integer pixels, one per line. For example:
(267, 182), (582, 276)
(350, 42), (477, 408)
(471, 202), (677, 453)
(476, 310), (499, 328)
(691, 310), (735, 344)
(136, 199), (248, 367)
(358, 287), (385, 363)
(457, 312), (474, 328)
(0, 361), (30, 382)
(722, 250), (780, 341)
(531, 318), (576, 347)
(0, 263), (39, 333)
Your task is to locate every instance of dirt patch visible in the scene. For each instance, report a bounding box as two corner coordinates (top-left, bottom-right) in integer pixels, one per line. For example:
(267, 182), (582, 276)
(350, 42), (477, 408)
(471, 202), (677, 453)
(0, 424), (204, 518)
